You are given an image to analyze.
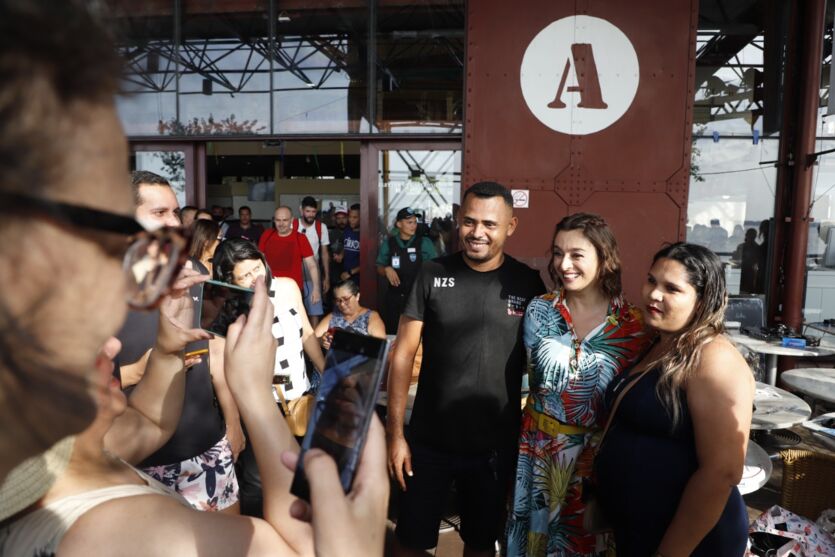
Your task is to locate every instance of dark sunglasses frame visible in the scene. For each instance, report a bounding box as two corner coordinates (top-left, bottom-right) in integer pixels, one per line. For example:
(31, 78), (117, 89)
(0, 191), (144, 236)
(0, 191), (191, 309)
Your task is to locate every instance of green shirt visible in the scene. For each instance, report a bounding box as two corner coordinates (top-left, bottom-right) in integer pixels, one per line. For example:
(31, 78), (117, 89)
(376, 234), (438, 266)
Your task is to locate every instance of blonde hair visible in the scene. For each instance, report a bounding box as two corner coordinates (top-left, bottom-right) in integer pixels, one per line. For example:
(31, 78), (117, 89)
(643, 243), (727, 426)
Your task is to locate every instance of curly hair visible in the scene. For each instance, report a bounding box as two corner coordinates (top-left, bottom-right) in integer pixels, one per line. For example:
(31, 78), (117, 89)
(549, 212), (622, 298)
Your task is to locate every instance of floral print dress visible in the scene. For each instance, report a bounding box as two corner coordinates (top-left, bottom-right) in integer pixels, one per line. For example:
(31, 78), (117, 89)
(505, 290), (647, 557)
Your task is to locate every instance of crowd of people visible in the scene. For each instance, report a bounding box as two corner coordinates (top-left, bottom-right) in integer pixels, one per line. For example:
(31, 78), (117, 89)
(0, 1), (758, 556)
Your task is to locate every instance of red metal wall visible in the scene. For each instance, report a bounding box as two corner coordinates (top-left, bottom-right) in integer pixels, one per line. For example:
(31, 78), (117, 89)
(463, 0), (698, 303)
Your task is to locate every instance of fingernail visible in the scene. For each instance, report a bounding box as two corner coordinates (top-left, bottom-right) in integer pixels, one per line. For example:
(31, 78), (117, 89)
(407, 471), (413, 476)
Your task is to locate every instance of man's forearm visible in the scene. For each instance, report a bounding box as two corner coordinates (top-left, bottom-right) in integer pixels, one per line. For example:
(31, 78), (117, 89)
(305, 258), (321, 297)
(386, 352), (414, 439)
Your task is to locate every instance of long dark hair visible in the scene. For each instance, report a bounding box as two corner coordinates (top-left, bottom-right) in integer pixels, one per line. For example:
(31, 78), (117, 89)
(188, 219), (219, 260)
(213, 238), (272, 288)
(550, 213), (622, 298)
(645, 242), (727, 425)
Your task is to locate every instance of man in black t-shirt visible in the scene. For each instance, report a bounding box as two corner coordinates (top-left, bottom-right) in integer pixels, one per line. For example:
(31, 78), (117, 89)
(387, 182), (546, 556)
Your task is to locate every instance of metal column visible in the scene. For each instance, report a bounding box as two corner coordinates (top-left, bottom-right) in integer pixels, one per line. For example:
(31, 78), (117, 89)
(781, 0), (826, 335)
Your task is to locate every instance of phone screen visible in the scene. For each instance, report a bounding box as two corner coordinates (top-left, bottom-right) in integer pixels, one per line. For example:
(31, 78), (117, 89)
(199, 280), (255, 337)
(290, 330), (389, 501)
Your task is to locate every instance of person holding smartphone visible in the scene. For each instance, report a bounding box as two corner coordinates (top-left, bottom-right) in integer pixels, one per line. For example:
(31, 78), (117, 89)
(0, 276), (389, 557)
(214, 239), (326, 516)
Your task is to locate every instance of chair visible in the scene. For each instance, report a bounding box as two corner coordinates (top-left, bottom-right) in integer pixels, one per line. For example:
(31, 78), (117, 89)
(779, 449), (835, 520)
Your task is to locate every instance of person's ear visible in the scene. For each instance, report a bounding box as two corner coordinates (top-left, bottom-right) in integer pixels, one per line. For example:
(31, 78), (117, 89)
(506, 215), (519, 237)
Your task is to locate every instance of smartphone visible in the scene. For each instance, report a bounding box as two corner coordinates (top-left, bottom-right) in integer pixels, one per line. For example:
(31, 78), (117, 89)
(290, 330), (390, 501)
(198, 280), (255, 337)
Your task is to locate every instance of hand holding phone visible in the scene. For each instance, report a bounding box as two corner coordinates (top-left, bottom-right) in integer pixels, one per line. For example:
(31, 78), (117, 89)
(290, 331), (389, 502)
(199, 280), (255, 338)
(223, 277), (277, 399)
(282, 416), (389, 557)
(156, 266), (211, 355)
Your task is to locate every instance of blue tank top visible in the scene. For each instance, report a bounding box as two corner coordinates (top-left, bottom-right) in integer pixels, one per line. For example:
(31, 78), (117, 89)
(329, 307), (371, 335)
(594, 367), (748, 557)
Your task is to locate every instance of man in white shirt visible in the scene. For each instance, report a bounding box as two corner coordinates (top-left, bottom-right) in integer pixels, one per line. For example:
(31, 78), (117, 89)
(294, 196), (330, 326)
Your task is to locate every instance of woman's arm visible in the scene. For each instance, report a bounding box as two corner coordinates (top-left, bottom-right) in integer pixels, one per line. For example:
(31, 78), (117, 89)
(209, 337), (245, 461)
(367, 311), (386, 339)
(655, 337), (755, 557)
(313, 313), (332, 340)
(105, 271), (210, 464)
(280, 278), (326, 374)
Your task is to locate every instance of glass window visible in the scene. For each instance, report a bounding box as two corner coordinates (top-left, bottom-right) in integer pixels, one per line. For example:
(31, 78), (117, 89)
(375, 0), (464, 133)
(694, 33), (767, 137)
(377, 149), (461, 254)
(805, 141), (835, 321)
(111, 4), (178, 136)
(273, 3), (370, 133)
(687, 138), (778, 296)
(177, 3), (271, 135)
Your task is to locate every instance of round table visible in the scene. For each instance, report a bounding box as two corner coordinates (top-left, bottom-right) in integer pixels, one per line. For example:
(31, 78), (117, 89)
(752, 382), (812, 430)
(729, 333), (835, 386)
(780, 368), (835, 404)
(738, 439), (772, 495)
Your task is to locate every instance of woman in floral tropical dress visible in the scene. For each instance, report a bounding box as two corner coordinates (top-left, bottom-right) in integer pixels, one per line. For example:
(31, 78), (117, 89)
(505, 213), (648, 557)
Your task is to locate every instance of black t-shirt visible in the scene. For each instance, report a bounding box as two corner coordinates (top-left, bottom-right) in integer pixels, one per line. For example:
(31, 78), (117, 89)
(115, 258), (225, 466)
(403, 252), (546, 453)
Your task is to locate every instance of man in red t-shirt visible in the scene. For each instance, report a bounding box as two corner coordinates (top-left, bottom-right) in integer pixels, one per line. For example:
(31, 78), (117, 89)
(258, 206), (321, 305)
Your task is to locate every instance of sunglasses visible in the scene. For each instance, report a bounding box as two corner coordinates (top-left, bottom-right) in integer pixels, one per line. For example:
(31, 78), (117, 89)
(0, 191), (190, 309)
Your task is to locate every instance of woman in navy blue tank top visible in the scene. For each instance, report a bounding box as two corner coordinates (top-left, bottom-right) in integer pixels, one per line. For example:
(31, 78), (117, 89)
(594, 243), (754, 557)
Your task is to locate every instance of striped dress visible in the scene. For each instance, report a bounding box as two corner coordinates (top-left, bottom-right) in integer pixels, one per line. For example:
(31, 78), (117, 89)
(505, 290), (648, 557)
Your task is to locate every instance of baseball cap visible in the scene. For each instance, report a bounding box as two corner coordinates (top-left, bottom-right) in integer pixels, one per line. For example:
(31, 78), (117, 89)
(396, 207), (417, 221)
(334, 205), (348, 215)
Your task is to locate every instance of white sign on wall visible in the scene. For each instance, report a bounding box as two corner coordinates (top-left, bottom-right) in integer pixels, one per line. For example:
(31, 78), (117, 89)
(511, 189), (530, 208)
(520, 15), (640, 135)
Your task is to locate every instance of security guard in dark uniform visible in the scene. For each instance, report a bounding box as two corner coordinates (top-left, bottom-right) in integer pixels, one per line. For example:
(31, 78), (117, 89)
(376, 207), (437, 333)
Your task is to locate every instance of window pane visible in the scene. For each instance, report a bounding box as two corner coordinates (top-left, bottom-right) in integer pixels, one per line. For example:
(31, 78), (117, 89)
(375, 0), (464, 133)
(805, 141), (835, 321)
(377, 149), (461, 255)
(273, 3), (369, 133)
(111, 3), (178, 136)
(178, 3), (271, 135)
(687, 138), (777, 296)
